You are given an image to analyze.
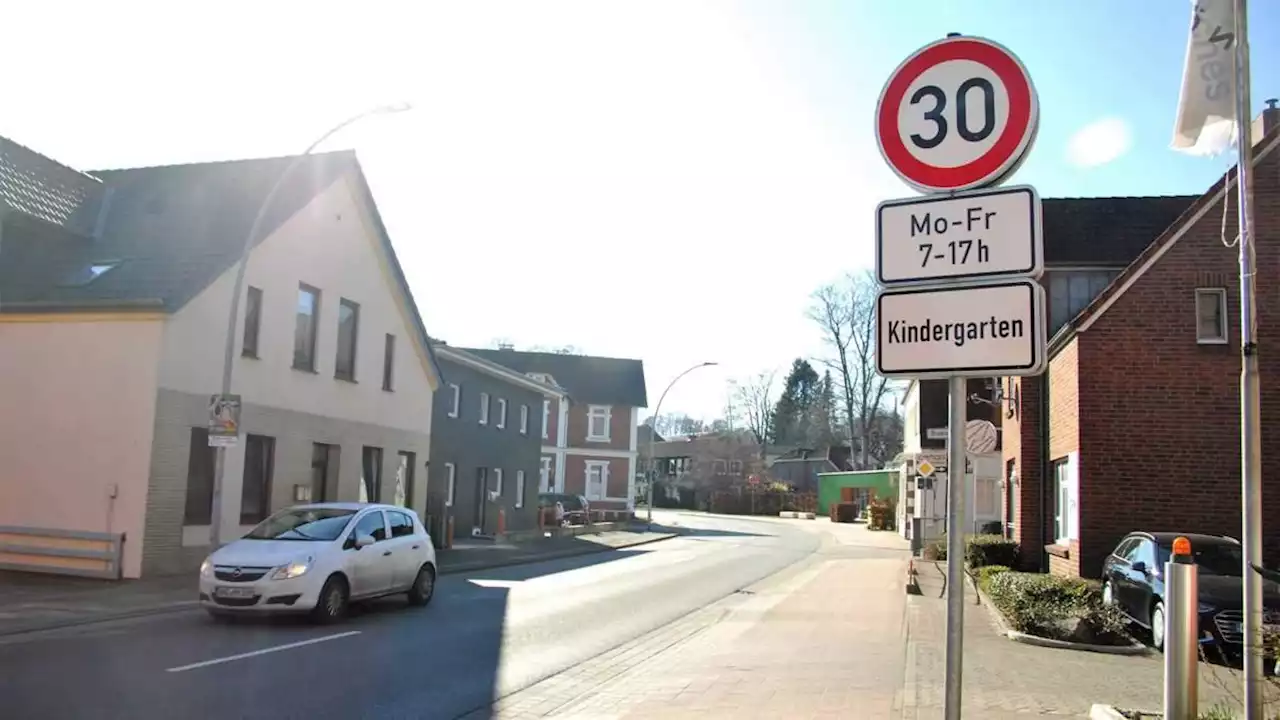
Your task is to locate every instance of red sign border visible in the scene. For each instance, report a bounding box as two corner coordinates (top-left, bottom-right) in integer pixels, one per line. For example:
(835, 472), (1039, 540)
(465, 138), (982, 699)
(875, 36), (1038, 193)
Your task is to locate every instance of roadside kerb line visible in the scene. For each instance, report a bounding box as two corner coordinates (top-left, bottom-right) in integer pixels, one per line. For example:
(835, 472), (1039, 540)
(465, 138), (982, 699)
(0, 532), (679, 639)
(165, 630), (361, 673)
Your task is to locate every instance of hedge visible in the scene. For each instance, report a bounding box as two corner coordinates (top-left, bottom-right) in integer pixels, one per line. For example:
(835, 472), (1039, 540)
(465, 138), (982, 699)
(965, 534), (1019, 568)
(973, 564), (1010, 592)
(984, 571), (1129, 643)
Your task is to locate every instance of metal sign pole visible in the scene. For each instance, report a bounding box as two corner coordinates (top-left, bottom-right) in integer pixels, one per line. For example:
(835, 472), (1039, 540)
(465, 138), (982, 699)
(944, 375), (968, 720)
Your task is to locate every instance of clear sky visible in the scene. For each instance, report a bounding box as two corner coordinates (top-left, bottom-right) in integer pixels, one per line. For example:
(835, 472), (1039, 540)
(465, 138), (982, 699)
(3, 1), (1276, 422)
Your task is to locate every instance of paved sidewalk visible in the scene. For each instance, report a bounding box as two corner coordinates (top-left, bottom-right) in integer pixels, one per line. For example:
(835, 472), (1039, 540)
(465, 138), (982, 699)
(478, 527), (910, 719)
(903, 561), (1277, 718)
(0, 528), (674, 637)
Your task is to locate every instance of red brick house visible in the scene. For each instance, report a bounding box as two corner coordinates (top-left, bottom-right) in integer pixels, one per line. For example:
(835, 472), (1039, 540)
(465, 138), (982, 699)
(1003, 109), (1280, 578)
(464, 348), (648, 512)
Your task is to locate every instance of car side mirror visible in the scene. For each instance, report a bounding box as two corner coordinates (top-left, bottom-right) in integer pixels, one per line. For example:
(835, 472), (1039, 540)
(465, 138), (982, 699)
(1131, 561), (1147, 574)
(355, 534), (375, 549)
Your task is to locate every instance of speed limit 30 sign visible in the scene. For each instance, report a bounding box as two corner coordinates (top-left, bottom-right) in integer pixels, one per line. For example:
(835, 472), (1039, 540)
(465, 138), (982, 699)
(875, 35), (1039, 194)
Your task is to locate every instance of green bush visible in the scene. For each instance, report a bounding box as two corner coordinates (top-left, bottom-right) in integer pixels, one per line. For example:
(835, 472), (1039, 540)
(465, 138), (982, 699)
(965, 534), (1019, 569)
(985, 571), (1130, 644)
(923, 539), (947, 561)
(974, 564), (1010, 592)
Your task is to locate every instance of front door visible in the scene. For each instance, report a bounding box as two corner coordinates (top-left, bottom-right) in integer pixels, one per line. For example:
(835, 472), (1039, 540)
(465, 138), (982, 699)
(473, 468), (488, 533)
(1003, 460), (1017, 539)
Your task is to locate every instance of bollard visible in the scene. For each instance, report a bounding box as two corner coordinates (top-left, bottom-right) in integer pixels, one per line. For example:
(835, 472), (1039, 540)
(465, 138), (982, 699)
(446, 516), (455, 549)
(497, 507), (506, 536)
(1164, 535), (1199, 720)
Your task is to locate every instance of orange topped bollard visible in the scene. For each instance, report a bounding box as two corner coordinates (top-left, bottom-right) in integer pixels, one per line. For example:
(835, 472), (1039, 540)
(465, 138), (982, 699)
(1164, 535), (1198, 720)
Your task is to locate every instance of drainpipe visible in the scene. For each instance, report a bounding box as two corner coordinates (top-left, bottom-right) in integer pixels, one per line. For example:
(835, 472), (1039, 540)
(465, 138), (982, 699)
(1038, 368), (1052, 573)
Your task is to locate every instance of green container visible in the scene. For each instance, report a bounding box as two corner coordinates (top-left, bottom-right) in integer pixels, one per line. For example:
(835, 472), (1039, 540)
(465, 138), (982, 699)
(816, 470), (897, 516)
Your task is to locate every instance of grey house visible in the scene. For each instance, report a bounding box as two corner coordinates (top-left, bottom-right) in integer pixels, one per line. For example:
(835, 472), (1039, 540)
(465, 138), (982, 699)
(427, 344), (567, 541)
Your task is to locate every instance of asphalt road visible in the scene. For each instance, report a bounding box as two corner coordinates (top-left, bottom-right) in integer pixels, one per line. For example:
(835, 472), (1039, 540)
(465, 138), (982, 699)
(0, 512), (829, 720)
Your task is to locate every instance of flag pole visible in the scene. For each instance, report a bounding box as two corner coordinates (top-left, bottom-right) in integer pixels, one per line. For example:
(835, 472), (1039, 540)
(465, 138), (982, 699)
(1230, 0), (1264, 716)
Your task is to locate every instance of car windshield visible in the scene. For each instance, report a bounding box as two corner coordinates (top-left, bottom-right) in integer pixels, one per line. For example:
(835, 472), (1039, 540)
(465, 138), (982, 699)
(1158, 541), (1243, 577)
(244, 508), (357, 541)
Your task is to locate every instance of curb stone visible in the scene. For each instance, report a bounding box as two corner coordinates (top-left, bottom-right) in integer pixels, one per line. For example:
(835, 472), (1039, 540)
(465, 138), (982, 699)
(0, 532), (679, 639)
(1089, 704), (1144, 719)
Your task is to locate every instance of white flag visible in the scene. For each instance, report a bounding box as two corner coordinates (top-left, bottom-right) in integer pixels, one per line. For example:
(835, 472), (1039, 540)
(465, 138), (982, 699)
(1171, 0), (1239, 156)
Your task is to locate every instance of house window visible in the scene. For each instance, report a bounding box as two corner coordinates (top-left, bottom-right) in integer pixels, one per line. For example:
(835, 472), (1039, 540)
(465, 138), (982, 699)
(396, 451), (415, 508)
(1053, 458), (1070, 544)
(494, 468), (504, 496)
(1195, 288), (1228, 344)
(311, 443), (340, 503)
(240, 435), (276, 525)
(448, 384), (460, 418)
(520, 405), (530, 435)
(1048, 270), (1120, 334)
(729, 460), (743, 475)
(362, 446), (384, 503)
(294, 284), (321, 371)
(540, 457), (552, 492)
(242, 286), (262, 358)
(587, 405), (612, 441)
(516, 470), (526, 509)
(585, 461), (608, 501)
(496, 399), (507, 429)
(444, 462), (456, 507)
(542, 400), (551, 439)
(479, 393), (490, 425)
(382, 334), (396, 391)
(713, 460), (727, 475)
(183, 427), (215, 525)
(335, 298), (360, 381)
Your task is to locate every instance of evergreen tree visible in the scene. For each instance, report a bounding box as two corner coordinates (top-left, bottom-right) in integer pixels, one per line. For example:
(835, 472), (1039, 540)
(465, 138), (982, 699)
(772, 359), (821, 446)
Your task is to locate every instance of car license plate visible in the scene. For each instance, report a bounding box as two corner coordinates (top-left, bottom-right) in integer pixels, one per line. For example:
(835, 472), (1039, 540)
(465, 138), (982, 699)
(214, 586), (255, 599)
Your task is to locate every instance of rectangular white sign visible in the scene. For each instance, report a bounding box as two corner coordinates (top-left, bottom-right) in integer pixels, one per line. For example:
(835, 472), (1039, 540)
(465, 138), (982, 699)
(876, 279), (1046, 379)
(875, 185), (1043, 286)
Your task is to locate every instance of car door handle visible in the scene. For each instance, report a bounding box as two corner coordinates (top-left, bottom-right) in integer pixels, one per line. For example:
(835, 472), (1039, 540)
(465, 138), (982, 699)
(383, 551), (393, 557)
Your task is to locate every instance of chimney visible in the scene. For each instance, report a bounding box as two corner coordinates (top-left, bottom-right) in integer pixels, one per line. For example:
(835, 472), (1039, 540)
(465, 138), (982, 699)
(1253, 98), (1279, 148)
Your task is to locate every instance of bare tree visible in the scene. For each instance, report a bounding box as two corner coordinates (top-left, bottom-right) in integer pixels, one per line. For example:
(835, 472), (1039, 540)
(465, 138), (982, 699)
(728, 370), (777, 458)
(808, 271), (895, 469)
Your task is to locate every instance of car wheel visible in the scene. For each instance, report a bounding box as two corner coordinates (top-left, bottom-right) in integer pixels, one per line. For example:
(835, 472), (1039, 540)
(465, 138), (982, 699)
(407, 564), (436, 607)
(311, 575), (349, 625)
(1150, 601), (1166, 652)
(1101, 581), (1115, 606)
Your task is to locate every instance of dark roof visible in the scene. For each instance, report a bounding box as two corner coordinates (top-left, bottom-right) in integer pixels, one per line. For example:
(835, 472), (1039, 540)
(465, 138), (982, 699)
(1042, 195), (1198, 266)
(0, 146), (442, 380)
(459, 347), (648, 408)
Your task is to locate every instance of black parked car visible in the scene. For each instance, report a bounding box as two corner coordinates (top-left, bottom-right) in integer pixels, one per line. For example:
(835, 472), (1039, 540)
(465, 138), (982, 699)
(1101, 531), (1280, 659)
(537, 493), (590, 526)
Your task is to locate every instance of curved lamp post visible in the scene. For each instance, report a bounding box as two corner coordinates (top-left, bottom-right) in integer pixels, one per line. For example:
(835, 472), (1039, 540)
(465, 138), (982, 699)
(646, 361), (718, 525)
(209, 103), (412, 547)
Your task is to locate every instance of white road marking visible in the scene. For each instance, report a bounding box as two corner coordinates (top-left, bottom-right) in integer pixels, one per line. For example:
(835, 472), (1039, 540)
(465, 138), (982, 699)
(468, 579), (525, 588)
(165, 631), (361, 673)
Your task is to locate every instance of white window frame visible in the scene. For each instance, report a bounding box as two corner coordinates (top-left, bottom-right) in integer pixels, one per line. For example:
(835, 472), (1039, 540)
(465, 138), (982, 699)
(586, 405), (612, 442)
(479, 392), (490, 425)
(445, 463), (456, 507)
(1195, 288), (1228, 345)
(496, 398), (507, 429)
(494, 467), (503, 496)
(448, 384), (460, 418)
(729, 460), (743, 475)
(584, 460), (609, 501)
(542, 400), (551, 440)
(540, 457), (552, 493)
(1053, 459), (1069, 544)
(515, 470), (526, 508)
(519, 405), (529, 435)
(713, 459), (727, 475)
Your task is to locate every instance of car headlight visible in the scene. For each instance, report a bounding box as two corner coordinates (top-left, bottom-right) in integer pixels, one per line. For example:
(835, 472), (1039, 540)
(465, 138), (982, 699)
(270, 560), (311, 581)
(200, 558), (214, 578)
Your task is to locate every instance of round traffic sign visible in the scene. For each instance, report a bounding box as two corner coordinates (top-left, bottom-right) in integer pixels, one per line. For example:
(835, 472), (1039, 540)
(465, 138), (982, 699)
(875, 35), (1039, 193)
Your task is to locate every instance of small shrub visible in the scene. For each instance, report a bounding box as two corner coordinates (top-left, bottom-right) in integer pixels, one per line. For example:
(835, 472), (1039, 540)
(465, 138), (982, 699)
(923, 539), (947, 561)
(965, 534), (1019, 569)
(985, 571), (1131, 644)
(974, 564), (1010, 592)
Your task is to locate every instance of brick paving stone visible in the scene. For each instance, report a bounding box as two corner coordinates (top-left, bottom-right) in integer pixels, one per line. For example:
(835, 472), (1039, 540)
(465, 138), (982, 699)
(482, 552), (909, 719)
(903, 560), (1280, 718)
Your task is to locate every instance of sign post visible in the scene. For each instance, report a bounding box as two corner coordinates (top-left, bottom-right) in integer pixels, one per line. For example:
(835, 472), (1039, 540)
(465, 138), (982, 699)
(873, 33), (1044, 720)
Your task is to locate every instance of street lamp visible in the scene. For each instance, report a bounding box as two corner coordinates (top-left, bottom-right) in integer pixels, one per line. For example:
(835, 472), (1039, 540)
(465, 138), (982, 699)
(208, 103), (412, 548)
(646, 361), (718, 525)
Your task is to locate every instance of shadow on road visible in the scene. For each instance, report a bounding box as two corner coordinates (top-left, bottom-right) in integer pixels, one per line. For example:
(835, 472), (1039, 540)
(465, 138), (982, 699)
(643, 522), (771, 540)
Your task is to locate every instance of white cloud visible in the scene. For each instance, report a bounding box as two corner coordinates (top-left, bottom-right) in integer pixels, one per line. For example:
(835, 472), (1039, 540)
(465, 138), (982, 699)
(1066, 117), (1133, 168)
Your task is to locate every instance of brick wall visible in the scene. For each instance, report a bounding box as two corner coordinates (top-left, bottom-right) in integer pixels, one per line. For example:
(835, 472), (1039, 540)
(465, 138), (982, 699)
(562, 455), (630, 509)
(1001, 375), (1045, 569)
(1073, 137), (1280, 578)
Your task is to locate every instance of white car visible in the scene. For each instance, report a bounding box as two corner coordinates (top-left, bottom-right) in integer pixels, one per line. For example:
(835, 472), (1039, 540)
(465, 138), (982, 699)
(199, 502), (438, 623)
